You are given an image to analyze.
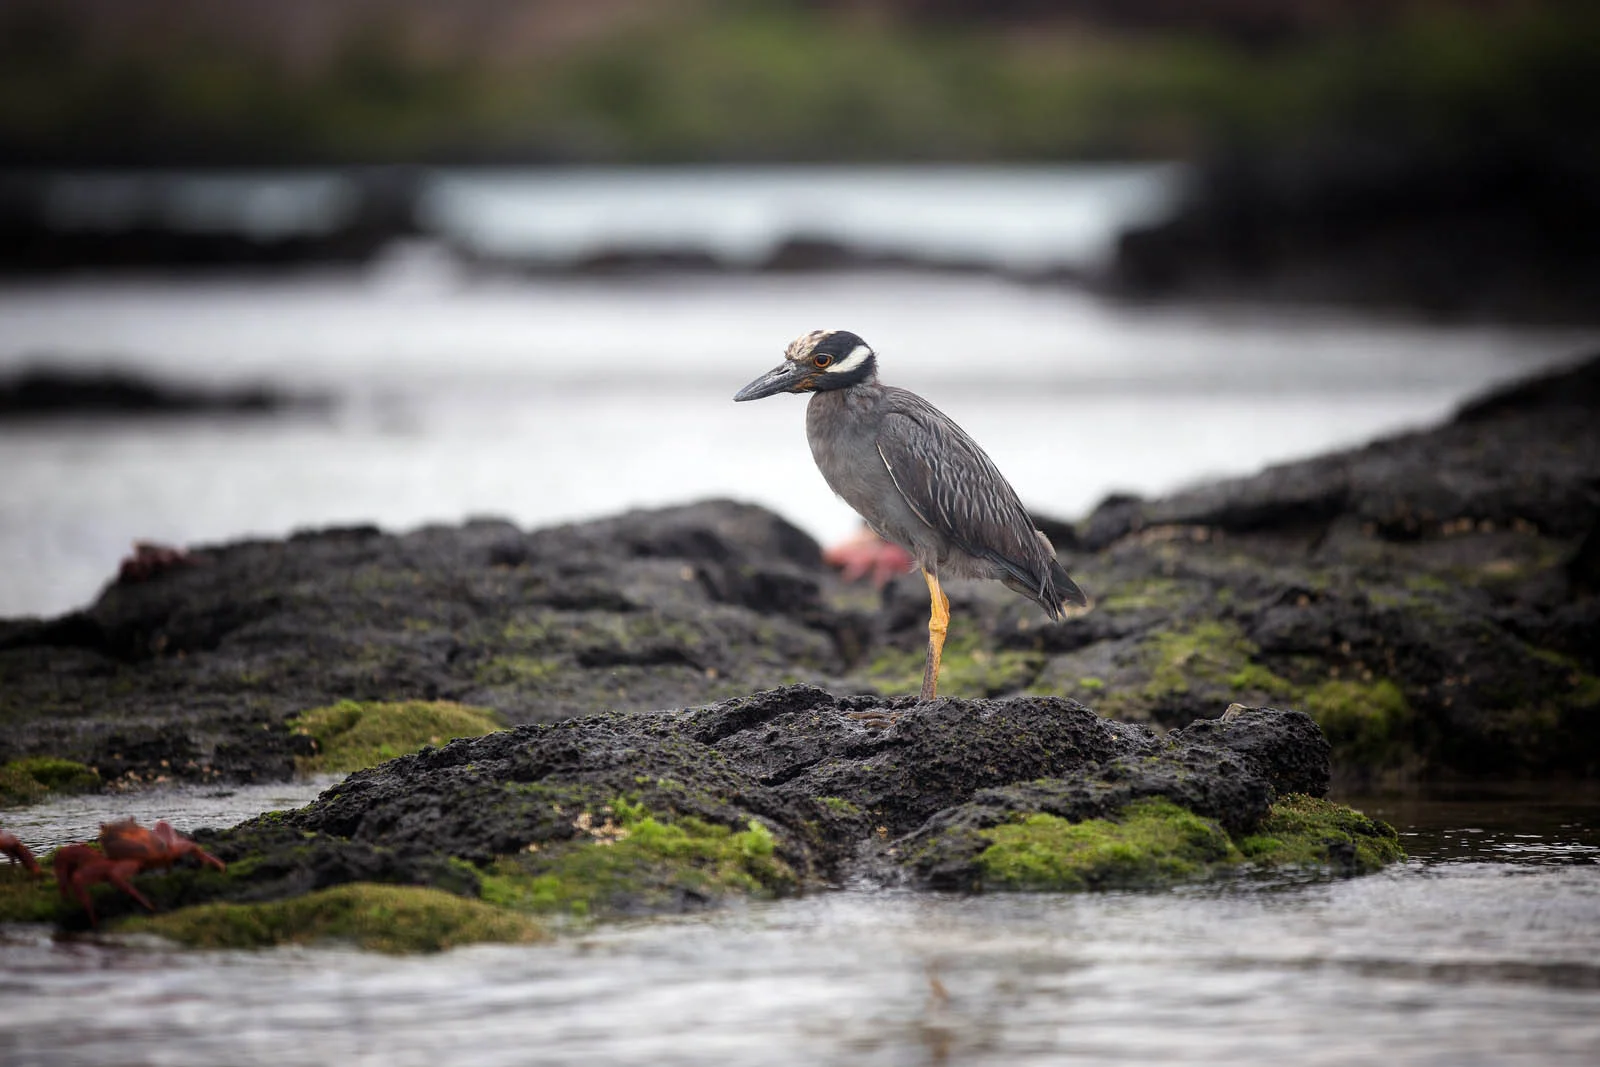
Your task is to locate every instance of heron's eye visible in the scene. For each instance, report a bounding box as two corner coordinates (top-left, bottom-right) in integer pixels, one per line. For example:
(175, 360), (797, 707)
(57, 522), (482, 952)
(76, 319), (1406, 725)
(813, 354), (834, 369)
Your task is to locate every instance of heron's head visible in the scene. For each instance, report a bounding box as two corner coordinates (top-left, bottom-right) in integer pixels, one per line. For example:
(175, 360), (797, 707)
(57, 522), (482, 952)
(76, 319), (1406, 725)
(733, 329), (878, 402)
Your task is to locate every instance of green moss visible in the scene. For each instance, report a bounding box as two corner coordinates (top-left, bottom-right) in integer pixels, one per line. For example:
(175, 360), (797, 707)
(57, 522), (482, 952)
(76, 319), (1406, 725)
(480, 802), (795, 921)
(290, 700), (504, 775)
(815, 796), (862, 817)
(1227, 662), (1290, 691)
(1238, 795), (1404, 872)
(1086, 621), (1292, 721)
(1099, 578), (1188, 613)
(125, 883), (547, 954)
(1531, 648), (1600, 709)
(976, 799), (1241, 891)
(0, 864), (59, 922)
(1403, 572), (1451, 594)
(1147, 622), (1278, 695)
(0, 757), (101, 807)
(1301, 678), (1412, 765)
(476, 655), (565, 686)
(970, 793), (1403, 893)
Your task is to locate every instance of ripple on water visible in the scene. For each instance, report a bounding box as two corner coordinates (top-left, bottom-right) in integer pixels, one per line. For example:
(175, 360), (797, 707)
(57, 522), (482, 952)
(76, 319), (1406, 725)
(0, 778), (338, 853)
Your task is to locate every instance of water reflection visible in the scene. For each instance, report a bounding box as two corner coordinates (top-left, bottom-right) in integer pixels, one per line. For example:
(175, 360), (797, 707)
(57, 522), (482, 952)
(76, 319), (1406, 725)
(1341, 783), (1600, 866)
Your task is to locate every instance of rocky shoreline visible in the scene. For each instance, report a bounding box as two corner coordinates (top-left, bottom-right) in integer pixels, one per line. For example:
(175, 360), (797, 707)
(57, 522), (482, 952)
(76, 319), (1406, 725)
(0, 364), (327, 420)
(2, 683), (1400, 949)
(2, 351), (1596, 945)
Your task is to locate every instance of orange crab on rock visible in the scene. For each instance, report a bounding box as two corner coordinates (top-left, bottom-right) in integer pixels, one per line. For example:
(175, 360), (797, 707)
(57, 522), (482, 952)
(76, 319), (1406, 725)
(1, 829), (41, 875)
(53, 845), (153, 927)
(54, 819), (227, 927)
(99, 819), (226, 874)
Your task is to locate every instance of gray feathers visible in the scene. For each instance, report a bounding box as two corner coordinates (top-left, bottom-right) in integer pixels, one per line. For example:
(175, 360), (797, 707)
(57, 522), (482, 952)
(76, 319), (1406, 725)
(770, 327), (1087, 622)
(872, 388), (1086, 618)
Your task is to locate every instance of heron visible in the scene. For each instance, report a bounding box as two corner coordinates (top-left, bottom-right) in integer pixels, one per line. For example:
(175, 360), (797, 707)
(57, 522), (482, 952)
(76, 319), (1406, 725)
(735, 329), (1087, 700)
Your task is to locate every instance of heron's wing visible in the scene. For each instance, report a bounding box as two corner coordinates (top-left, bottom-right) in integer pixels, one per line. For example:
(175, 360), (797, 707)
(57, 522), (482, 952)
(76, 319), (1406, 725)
(874, 391), (1047, 590)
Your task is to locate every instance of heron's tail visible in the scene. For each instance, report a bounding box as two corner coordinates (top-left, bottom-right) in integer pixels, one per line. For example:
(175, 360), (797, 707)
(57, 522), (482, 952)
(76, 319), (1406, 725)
(999, 554), (1088, 621)
(1041, 556), (1089, 620)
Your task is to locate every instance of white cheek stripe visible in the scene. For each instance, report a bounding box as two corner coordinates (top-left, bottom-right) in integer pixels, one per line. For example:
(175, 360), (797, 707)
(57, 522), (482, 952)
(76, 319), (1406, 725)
(825, 344), (873, 374)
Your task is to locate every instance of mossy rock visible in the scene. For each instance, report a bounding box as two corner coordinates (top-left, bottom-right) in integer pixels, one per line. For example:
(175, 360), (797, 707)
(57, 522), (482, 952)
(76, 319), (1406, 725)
(976, 798), (1241, 891)
(0, 864), (59, 922)
(481, 799), (797, 921)
(1300, 679), (1413, 768)
(124, 883), (548, 954)
(290, 700), (505, 775)
(1124, 621), (1292, 720)
(1238, 794), (1405, 873)
(815, 796), (862, 818)
(0, 757), (101, 807)
(962, 794), (1403, 892)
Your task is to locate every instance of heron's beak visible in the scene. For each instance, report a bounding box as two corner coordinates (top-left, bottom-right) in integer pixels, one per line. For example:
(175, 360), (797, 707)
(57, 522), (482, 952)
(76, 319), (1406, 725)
(733, 361), (811, 402)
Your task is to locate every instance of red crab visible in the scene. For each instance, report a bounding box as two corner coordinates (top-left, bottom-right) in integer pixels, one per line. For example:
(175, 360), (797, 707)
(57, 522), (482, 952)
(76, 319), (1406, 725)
(1, 829), (40, 875)
(53, 845), (152, 926)
(54, 819), (226, 927)
(823, 525), (915, 588)
(100, 819), (226, 875)
(117, 541), (196, 583)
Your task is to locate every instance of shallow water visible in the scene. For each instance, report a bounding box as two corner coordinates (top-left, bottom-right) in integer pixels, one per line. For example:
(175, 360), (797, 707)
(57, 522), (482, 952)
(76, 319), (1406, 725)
(1, 784), (1596, 1067)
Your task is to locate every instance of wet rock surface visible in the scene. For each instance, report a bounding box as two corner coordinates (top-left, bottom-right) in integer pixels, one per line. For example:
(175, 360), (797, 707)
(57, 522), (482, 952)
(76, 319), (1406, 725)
(0, 352), (1596, 798)
(30, 687), (1348, 928)
(1041, 350), (1600, 781)
(0, 501), (851, 785)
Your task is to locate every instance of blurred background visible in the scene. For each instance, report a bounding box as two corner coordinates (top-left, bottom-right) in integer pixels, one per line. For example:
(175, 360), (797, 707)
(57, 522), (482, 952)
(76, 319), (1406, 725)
(2, 0), (1597, 617)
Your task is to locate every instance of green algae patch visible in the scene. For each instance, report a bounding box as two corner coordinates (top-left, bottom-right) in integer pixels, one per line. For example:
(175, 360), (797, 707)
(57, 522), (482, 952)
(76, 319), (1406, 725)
(0, 864), (59, 922)
(1239, 795), (1405, 873)
(1144, 621), (1291, 702)
(976, 799), (1241, 891)
(816, 796), (862, 818)
(476, 654), (565, 686)
(1301, 678), (1413, 766)
(1075, 620), (1296, 723)
(481, 803), (796, 921)
(1098, 577), (1191, 614)
(1531, 648), (1600, 711)
(0, 757), (101, 807)
(124, 883), (548, 954)
(967, 794), (1404, 893)
(290, 700), (505, 775)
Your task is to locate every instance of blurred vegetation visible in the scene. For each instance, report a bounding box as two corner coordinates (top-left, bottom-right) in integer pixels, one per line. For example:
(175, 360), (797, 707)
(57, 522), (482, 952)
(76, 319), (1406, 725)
(0, 0), (1593, 165)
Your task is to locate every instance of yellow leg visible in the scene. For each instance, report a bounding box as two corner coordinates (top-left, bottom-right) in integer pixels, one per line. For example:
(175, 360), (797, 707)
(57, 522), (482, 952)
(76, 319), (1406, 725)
(920, 569), (950, 701)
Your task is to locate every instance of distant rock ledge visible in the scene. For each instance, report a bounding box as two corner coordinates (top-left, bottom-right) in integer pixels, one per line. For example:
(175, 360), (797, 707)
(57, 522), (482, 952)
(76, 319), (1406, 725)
(0, 364), (327, 419)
